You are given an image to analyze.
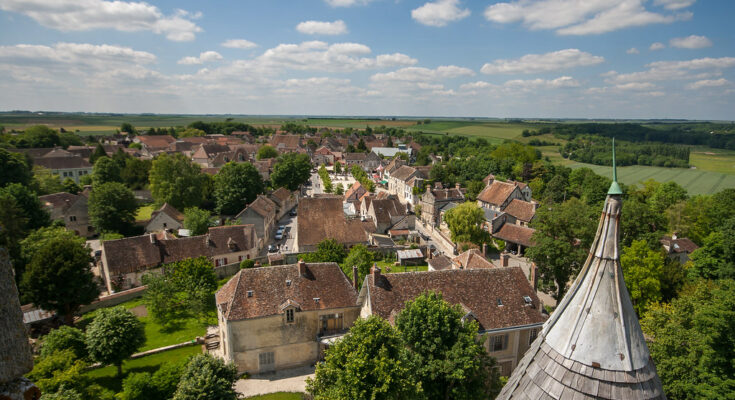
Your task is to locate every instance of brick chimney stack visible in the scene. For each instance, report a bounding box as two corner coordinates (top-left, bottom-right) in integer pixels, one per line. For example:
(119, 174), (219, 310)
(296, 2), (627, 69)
(371, 263), (381, 281)
(530, 263), (539, 291)
(502, 253), (509, 267)
(482, 242), (487, 257)
(298, 259), (307, 276)
(352, 265), (359, 290)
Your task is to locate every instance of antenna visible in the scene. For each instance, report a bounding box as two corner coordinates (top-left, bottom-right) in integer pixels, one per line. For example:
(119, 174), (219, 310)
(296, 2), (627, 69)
(608, 138), (623, 195)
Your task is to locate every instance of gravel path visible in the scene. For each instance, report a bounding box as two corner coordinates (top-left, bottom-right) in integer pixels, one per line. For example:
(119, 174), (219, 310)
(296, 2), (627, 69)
(235, 366), (314, 397)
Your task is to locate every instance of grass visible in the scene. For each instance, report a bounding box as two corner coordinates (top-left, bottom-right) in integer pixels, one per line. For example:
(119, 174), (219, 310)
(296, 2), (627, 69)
(689, 147), (735, 175)
(83, 345), (201, 394)
(373, 260), (428, 273)
(135, 204), (155, 221)
(78, 297), (213, 352)
(243, 393), (305, 400)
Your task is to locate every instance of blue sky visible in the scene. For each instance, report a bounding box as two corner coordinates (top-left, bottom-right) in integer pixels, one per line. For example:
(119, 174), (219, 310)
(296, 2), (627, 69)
(0, 0), (733, 119)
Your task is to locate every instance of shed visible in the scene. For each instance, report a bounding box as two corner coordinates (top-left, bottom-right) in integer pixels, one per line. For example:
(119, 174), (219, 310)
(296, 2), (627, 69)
(396, 249), (424, 266)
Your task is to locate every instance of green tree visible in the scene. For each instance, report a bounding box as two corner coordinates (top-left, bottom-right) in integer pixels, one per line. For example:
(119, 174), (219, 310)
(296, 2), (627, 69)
(120, 123), (136, 135)
(620, 240), (664, 315)
(687, 218), (735, 281)
(214, 162), (264, 215)
(149, 153), (208, 210)
(357, 138), (367, 152)
(92, 156), (122, 186)
(256, 145), (279, 160)
(31, 165), (64, 195)
(86, 307), (145, 377)
(88, 144), (107, 165)
(443, 202), (489, 246)
(120, 361), (185, 400)
(183, 207), (211, 236)
(650, 181), (688, 213)
(307, 316), (420, 400)
(128, 142), (142, 150)
(395, 292), (501, 399)
(23, 125), (61, 147)
(526, 198), (597, 301)
(120, 157), (151, 190)
(334, 161), (342, 175)
(240, 259), (255, 269)
(0, 148), (32, 187)
(641, 279), (735, 400)
(303, 238), (347, 264)
(335, 183), (344, 195)
(28, 349), (108, 399)
(20, 237), (98, 325)
(343, 244), (373, 288)
(271, 152), (312, 190)
(0, 192), (28, 281)
(20, 227), (84, 265)
(178, 128), (205, 138)
(173, 354), (239, 400)
(1, 183), (50, 230)
(40, 326), (88, 361)
(464, 181), (484, 202)
(61, 178), (81, 194)
(88, 182), (137, 234)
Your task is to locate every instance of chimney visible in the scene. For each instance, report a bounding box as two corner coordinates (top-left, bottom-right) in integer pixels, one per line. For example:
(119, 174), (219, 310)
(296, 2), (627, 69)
(371, 263), (381, 281)
(149, 233), (157, 244)
(502, 253), (509, 267)
(298, 259), (307, 276)
(428, 248), (433, 260)
(455, 182), (461, 190)
(530, 263), (539, 291)
(352, 265), (359, 290)
(482, 242), (487, 257)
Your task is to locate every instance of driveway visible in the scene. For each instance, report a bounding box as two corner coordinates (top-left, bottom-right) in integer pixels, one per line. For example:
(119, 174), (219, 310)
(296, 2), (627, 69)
(235, 366), (314, 397)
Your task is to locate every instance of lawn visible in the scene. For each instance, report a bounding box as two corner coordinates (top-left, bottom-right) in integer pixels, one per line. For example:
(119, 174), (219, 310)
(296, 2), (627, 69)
(135, 204), (155, 221)
(243, 393), (305, 400)
(373, 260), (428, 273)
(78, 297), (213, 352)
(83, 345), (201, 394)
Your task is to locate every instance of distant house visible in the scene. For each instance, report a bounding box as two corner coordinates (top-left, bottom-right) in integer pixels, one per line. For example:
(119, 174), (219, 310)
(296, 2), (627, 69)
(343, 152), (381, 172)
(270, 135), (302, 153)
(344, 182), (367, 205)
(270, 187), (298, 220)
(386, 165), (425, 205)
(295, 197), (369, 252)
(312, 146), (335, 166)
(145, 203), (185, 233)
(235, 195), (277, 246)
(33, 149), (93, 184)
(477, 181), (524, 212)
(135, 135), (176, 152)
(419, 184), (465, 226)
(452, 248), (498, 269)
(357, 267), (547, 376)
(367, 196), (407, 234)
(100, 225), (258, 293)
(371, 147), (410, 159)
(191, 143), (232, 167)
(39, 192), (93, 237)
(660, 235), (699, 264)
(502, 199), (536, 227)
(213, 261), (360, 373)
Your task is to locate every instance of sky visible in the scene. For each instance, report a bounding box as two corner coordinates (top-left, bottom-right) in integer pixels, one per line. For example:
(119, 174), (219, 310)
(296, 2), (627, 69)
(0, 0), (733, 119)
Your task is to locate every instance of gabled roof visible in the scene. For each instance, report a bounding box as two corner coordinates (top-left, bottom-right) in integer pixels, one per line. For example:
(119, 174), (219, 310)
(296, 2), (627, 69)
(494, 224), (535, 247)
(270, 134), (301, 150)
(39, 192), (80, 210)
(34, 155), (91, 170)
(243, 195), (277, 219)
(429, 187), (464, 201)
(297, 197), (368, 247)
(150, 203), (184, 222)
(370, 197), (405, 227)
(660, 236), (699, 253)
(344, 181), (365, 200)
(390, 165), (419, 182)
(503, 199), (536, 222)
(344, 152), (367, 161)
(216, 262), (358, 321)
(137, 135), (176, 149)
(477, 180), (519, 207)
(452, 249), (497, 269)
(270, 187), (292, 205)
(428, 254), (453, 271)
(362, 268), (545, 331)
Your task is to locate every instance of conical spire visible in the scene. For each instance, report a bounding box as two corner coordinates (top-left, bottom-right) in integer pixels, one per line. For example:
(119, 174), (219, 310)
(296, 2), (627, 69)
(608, 138), (623, 195)
(497, 148), (665, 399)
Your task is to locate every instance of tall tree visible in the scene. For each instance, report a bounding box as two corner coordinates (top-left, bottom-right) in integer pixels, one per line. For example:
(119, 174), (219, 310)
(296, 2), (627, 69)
(650, 181), (688, 213)
(88, 144), (107, 165)
(306, 316), (420, 400)
(302, 238), (347, 264)
(20, 236), (98, 324)
(149, 153), (208, 210)
(31, 165), (64, 195)
(40, 326), (88, 361)
(343, 244), (373, 288)
(395, 292), (501, 399)
(86, 307), (145, 377)
(620, 239), (665, 315)
(88, 182), (137, 234)
(173, 354), (239, 400)
(443, 202), (489, 246)
(526, 198), (597, 301)
(61, 178), (82, 194)
(687, 218), (735, 281)
(271, 152), (312, 191)
(120, 123), (136, 135)
(0, 148), (32, 187)
(0, 183), (50, 230)
(214, 162), (264, 215)
(120, 157), (151, 190)
(255, 145), (278, 160)
(641, 279), (735, 400)
(183, 207), (211, 236)
(0, 192), (28, 280)
(92, 156), (122, 186)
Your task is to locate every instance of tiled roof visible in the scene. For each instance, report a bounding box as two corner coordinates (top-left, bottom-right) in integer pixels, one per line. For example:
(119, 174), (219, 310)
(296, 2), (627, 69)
(370, 197), (405, 227)
(430, 188), (464, 201)
(344, 152), (367, 161)
(503, 199), (536, 222)
(660, 236), (699, 253)
(137, 135), (176, 149)
(390, 165), (418, 181)
(151, 203), (184, 222)
(428, 255), (453, 271)
(363, 268), (546, 330)
(216, 262), (358, 321)
(270, 134), (301, 149)
(34, 155), (91, 170)
(297, 197), (368, 247)
(477, 181), (518, 207)
(245, 195), (277, 218)
(39, 192), (79, 210)
(344, 181), (365, 201)
(270, 187), (292, 205)
(207, 225), (257, 253)
(494, 224), (536, 247)
(452, 249), (497, 269)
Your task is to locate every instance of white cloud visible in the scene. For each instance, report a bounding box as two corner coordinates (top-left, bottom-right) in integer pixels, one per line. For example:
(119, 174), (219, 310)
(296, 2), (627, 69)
(221, 39), (257, 49)
(484, 0), (693, 35)
(371, 65), (474, 82)
(481, 49), (604, 74)
(0, 42), (156, 67)
(615, 82), (656, 90)
(324, 0), (371, 6)
(376, 53), (419, 67)
(650, 42), (666, 51)
(460, 81), (497, 90)
(686, 78), (730, 90)
(504, 76), (581, 89)
(605, 57), (735, 83)
(0, 0), (203, 41)
(256, 41), (416, 72)
(296, 20), (348, 35)
(627, 47), (640, 54)
(670, 35), (712, 49)
(654, 0), (696, 10)
(177, 51), (223, 65)
(411, 0), (470, 27)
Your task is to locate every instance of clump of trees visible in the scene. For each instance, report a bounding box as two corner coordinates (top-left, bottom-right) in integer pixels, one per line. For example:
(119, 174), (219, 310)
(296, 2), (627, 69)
(213, 162), (263, 215)
(318, 164), (333, 193)
(561, 137), (690, 168)
(443, 202), (490, 247)
(149, 153), (211, 210)
(350, 165), (375, 192)
(270, 153), (312, 191)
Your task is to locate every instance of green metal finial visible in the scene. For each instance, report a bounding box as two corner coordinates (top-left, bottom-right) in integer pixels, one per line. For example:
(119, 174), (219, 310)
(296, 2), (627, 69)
(608, 138), (623, 195)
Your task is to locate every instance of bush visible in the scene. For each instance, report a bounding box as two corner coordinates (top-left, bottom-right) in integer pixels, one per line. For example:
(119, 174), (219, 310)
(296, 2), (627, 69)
(240, 259), (255, 269)
(40, 326), (87, 361)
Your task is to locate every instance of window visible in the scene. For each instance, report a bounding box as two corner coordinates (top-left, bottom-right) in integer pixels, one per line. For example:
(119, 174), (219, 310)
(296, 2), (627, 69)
(286, 308), (294, 323)
(69, 216), (77, 222)
(529, 329), (538, 345)
(320, 313), (343, 334)
(215, 257), (227, 267)
(259, 352), (275, 366)
(490, 334), (509, 352)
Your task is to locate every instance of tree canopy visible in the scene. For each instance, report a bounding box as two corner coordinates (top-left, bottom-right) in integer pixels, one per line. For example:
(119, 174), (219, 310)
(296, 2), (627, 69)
(40, 326), (88, 361)
(88, 182), (137, 234)
(342, 244), (372, 288)
(621, 239), (665, 315)
(183, 207), (211, 236)
(256, 145), (278, 160)
(149, 153), (209, 210)
(302, 238), (346, 264)
(172, 354), (239, 400)
(214, 162), (264, 215)
(271, 152), (312, 191)
(0, 148), (32, 187)
(443, 202), (489, 246)
(86, 307), (145, 377)
(92, 156), (123, 186)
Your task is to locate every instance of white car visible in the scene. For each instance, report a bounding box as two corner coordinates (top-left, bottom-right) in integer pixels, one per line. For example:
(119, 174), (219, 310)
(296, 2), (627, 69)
(275, 232), (284, 240)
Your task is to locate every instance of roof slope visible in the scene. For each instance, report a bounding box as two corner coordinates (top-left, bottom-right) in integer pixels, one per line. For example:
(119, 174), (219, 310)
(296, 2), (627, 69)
(503, 199), (536, 222)
(297, 197), (368, 247)
(364, 268), (545, 331)
(477, 181), (518, 207)
(151, 203), (184, 222)
(452, 249), (497, 269)
(498, 195), (666, 399)
(216, 262), (358, 321)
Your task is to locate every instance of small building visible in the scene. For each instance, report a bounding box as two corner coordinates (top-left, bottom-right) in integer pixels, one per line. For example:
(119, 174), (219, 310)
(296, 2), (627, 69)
(214, 261), (360, 373)
(396, 249), (424, 266)
(235, 195), (277, 247)
(39, 192), (93, 237)
(295, 197), (369, 252)
(269, 187), (298, 220)
(452, 249), (498, 269)
(33, 149), (93, 184)
(660, 235), (699, 264)
(344, 182), (367, 205)
(145, 203), (185, 233)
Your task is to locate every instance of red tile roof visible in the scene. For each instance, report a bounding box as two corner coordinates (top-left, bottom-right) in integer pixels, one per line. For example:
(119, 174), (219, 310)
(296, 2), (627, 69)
(297, 197), (368, 248)
(503, 199), (536, 223)
(477, 181), (518, 207)
(660, 236), (699, 253)
(494, 224), (536, 247)
(363, 268), (546, 330)
(452, 249), (498, 269)
(216, 262), (358, 321)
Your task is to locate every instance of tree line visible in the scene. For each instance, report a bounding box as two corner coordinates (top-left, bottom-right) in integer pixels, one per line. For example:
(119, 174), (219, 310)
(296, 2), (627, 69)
(561, 137), (690, 168)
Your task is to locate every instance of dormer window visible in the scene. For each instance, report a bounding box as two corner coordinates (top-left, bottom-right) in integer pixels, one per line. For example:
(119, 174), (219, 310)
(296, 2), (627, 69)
(286, 280), (292, 287)
(247, 290), (253, 297)
(523, 296), (533, 305)
(286, 308), (294, 323)
(497, 298), (503, 307)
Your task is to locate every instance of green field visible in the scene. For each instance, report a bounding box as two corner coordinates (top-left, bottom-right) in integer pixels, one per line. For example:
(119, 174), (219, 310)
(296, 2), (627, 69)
(405, 121), (535, 144)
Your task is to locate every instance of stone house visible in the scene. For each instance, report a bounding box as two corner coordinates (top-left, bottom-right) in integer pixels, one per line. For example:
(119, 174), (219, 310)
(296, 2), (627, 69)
(270, 135), (302, 153)
(357, 267), (547, 376)
(312, 146), (335, 166)
(100, 225), (258, 293)
(343, 152), (381, 172)
(270, 187), (298, 220)
(235, 195), (277, 246)
(419, 184), (465, 225)
(295, 197), (369, 252)
(344, 182), (367, 205)
(145, 203), (185, 233)
(214, 261), (360, 373)
(367, 197), (407, 234)
(387, 165), (425, 205)
(191, 143), (232, 167)
(33, 149), (93, 184)
(477, 181), (525, 212)
(660, 235), (699, 264)
(38, 192), (93, 237)
(502, 199), (536, 227)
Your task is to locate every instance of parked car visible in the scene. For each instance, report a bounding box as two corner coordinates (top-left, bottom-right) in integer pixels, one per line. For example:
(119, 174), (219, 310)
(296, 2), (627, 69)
(268, 244), (278, 253)
(275, 232), (284, 241)
(278, 225), (286, 231)
(289, 209), (297, 217)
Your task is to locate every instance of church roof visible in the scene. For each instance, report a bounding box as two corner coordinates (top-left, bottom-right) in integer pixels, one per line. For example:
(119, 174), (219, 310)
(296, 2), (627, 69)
(497, 193), (666, 399)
